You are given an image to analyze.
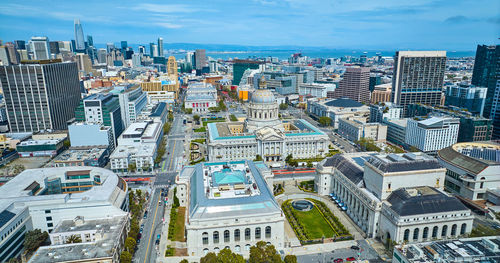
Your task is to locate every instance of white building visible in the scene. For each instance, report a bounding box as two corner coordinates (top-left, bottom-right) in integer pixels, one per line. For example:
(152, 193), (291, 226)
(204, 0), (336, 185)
(384, 118), (408, 146)
(117, 121), (162, 147)
(369, 103), (402, 123)
(207, 78), (329, 162)
(307, 98), (370, 128)
(0, 167), (128, 261)
(184, 83), (218, 114)
(338, 117), (387, 142)
(406, 116), (459, 152)
(298, 83), (329, 98)
(438, 141), (500, 201)
(176, 160), (284, 258)
(68, 123), (115, 150)
(315, 152), (472, 241)
(111, 85), (148, 127)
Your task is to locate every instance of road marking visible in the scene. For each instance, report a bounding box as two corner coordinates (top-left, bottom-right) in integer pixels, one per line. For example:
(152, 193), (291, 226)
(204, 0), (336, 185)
(143, 192), (160, 263)
(168, 140), (177, 171)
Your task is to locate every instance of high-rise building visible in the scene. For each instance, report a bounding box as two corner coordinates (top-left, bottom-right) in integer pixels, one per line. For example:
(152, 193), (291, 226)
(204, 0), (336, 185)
(167, 56), (178, 76)
(138, 45), (146, 54)
(151, 43), (158, 57)
(194, 49), (206, 70)
(392, 51), (447, 116)
(97, 48), (107, 64)
(120, 41), (127, 52)
(4, 42), (19, 64)
(74, 93), (124, 147)
(86, 35), (94, 47)
(75, 53), (93, 77)
(132, 53), (142, 68)
(232, 59), (261, 85)
(14, 40), (26, 50)
(74, 19), (85, 51)
(49, 41), (60, 57)
(157, 37), (164, 57)
(334, 67), (371, 103)
(406, 116), (459, 152)
(0, 46), (10, 66)
(471, 45), (500, 119)
(0, 60), (81, 132)
(28, 36), (50, 60)
(491, 80), (500, 139)
(106, 43), (114, 53)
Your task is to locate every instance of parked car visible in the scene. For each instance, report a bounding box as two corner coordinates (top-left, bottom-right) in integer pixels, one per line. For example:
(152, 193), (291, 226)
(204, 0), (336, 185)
(350, 245), (360, 250)
(346, 257), (356, 262)
(334, 258), (343, 263)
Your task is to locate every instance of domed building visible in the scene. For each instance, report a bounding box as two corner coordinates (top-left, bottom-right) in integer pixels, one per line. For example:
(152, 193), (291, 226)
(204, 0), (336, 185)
(246, 77), (282, 131)
(206, 76), (329, 163)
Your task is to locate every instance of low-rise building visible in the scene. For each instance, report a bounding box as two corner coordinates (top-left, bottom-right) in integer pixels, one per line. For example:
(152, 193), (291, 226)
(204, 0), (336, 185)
(406, 116), (460, 153)
(437, 141), (500, 201)
(0, 167), (128, 261)
(370, 83), (392, 104)
(48, 147), (108, 168)
(298, 83), (329, 98)
(16, 138), (66, 157)
(184, 83), (218, 114)
(384, 118), (408, 146)
(29, 215), (129, 263)
(68, 123), (115, 150)
(444, 83), (487, 116)
(307, 98), (370, 128)
(176, 160), (284, 258)
(110, 144), (155, 173)
(369, 103), (402, 123)
(392, 236), (500, 263)
(338, 117), (387, 142)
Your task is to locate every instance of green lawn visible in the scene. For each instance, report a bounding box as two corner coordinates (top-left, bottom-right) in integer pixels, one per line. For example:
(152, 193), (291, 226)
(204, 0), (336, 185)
(202, 119), (226, 126)
(294, 206), (335, 239)
(194, 127), (206, 132)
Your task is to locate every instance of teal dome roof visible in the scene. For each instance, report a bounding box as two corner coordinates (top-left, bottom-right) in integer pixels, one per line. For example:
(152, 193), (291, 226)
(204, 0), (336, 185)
(251, 89), (275, 104)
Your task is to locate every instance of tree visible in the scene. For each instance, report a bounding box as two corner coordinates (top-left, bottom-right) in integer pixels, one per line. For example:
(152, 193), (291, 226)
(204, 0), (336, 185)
(193, 115), (200, 122)
(219, 100), (227, 111)
(66, 234), (82, 244)
(284, 255), (297, 263)
(200, 252), (217, 263)
(120, 251), (132, 263)
(168, 111), (174, 122)
(185, 108), (193, 114)
(179, 260), (189, 263)
(125, 237), (136, 252)
(254, 155), (263, 161)
(63, 140), (71, 148)
(249, 241), (283, 263)
(318, 116), (332, 127)
(285, 154), (293, 164)
(23, 229), (49, 255)
(306, 161), (313, 168)
(7, 258), (20, 263)
(208, 107), (220, 113)
(128, 163), (136, 173)
(217, 248), (245, 263)
(279, 103), (288, 110)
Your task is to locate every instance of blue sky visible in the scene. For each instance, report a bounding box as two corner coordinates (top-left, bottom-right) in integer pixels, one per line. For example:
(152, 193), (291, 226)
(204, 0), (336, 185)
(0, 0), (498, 50)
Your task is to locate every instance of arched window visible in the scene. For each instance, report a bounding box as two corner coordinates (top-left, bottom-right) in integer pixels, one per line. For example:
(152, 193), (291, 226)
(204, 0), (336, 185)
(203, 248), (209, 256)
(432, 226), (438, 238)
(259, 113), (262, 118)
(255, 227), (261, 239)
(451, 224), (457, 236)
(403, 229), (410, 241)
(224, 230), (230, 243)
(202, 232), (209, 245)
(235, 245), (241, 252)
(234, 229), (240, 241)
(245, 228), (251, 241)
(423, 227), (429, 239)
(245, 244), (251, 251)
(264, 113), (267, 119)
(213, 231), (219, 244)
(413, 228), (419, 241)
(441, 225), (448, 237)
(265, 226), (271, 239)
(214, 247), (220, 253)
(460, 223), (467, 235)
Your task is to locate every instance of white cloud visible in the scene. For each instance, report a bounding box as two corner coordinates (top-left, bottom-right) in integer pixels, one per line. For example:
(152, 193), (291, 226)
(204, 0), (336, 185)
(154, 22), (183, 29)
(132, 4), (198, 13)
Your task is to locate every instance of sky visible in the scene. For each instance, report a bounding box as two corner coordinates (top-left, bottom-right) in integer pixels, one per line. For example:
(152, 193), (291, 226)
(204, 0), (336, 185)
(0, 0), (498, 50)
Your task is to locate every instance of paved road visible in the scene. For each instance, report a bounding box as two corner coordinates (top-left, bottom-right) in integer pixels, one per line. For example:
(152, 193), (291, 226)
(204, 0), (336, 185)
(134, 113), (186, 263)
(297, 240), (384, 263)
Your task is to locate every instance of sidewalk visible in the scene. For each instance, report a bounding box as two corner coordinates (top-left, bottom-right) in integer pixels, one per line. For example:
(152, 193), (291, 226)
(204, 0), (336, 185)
(158, 186), (176, 262)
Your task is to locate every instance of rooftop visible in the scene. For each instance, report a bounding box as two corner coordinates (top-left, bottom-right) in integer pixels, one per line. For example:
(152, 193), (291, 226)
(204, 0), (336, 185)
(17, 139), (63, 146)
(395, 236), (500, 263)
(52, 148), (107, 162)
(366, 153), (443, 173)
(438, 142), (500, 175)
(324, 98), (364, 108)
(179, 160), (281, 221)
(321, 152), (376, 185)
(386, 186), (468, 216)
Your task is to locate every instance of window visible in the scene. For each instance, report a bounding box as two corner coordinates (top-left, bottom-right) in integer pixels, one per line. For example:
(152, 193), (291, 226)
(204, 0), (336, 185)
(265, 226), (271, 239)
(45, 210), (51, 214)
(451, 224), (457, 236)
(403, 229), (410, 241)
(214, 247), (220, 253)
(46, 217), (52, 221)
(413, 228), (419, 241)
(203, 248), (209, 256)
(255, 227), (261, 239)
(235, 245), (241, 252)
(202, 232), (208, 245)
(423, 227), (429, 239)
(47, 223), (53, 228)
(213, 231), (219, 244)
(245, 244), (251, 251)
(441, 225), (448, 237)
(245, 228), (251, 241)
(460, 223), (467, 235)
(234, 229), (240, 241)
(224, 230), (230, 243)
(388, 183), (391, 189)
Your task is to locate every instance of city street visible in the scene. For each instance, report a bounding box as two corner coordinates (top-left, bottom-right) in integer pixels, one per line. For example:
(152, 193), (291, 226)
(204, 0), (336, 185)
(134, 113), (187, 263)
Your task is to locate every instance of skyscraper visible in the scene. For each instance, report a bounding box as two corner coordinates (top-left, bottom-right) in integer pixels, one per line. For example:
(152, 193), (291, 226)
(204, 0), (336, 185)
(151, 44), (158, 57)
(195, 49), (206, 70)
(392, 51), (446, 116)
(0, 60), (81, 132)
(120, 41), (128, 52)
(97, 49), (107, 64)
(334, 67), (371, 103)
(471, 45), (500, 119)
(106, 43), (114, 53)
(49, 41), (60, 56)
(157, 37), (164, 57)
(28, 36), (50, 60)
(167, 56), (178, 76)
(87, 35), (94, 47)
(491, 80), (500, 139)
(14, 40), (26, 50)
(74, 19), (85, 51)
(232, 59), (261, 85)
(138, 45), (146, 54)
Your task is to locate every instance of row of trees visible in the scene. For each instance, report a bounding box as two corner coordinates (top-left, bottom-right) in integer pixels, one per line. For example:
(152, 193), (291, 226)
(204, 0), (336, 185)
(285, 154), (314, 168)
(318, 116), (332, 127)
(188, 242), (297, 263)
(209, 100), (228, 113)
(120, 190), (146, 263)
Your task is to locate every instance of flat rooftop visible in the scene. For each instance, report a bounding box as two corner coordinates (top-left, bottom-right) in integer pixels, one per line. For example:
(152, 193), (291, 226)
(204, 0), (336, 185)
(395, 236), (500, 263)
(17, 139), (63, 146)
(367, 153), (443, 173)
(52, 148), (107, 162)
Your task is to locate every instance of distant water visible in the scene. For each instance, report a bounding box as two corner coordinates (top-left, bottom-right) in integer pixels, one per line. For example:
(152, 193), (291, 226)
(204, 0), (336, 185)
(166, 50), (475, 61)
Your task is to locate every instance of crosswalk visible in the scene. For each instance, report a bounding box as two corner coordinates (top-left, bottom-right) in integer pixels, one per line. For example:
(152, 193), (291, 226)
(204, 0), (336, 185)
(153, 184), (170, 189)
